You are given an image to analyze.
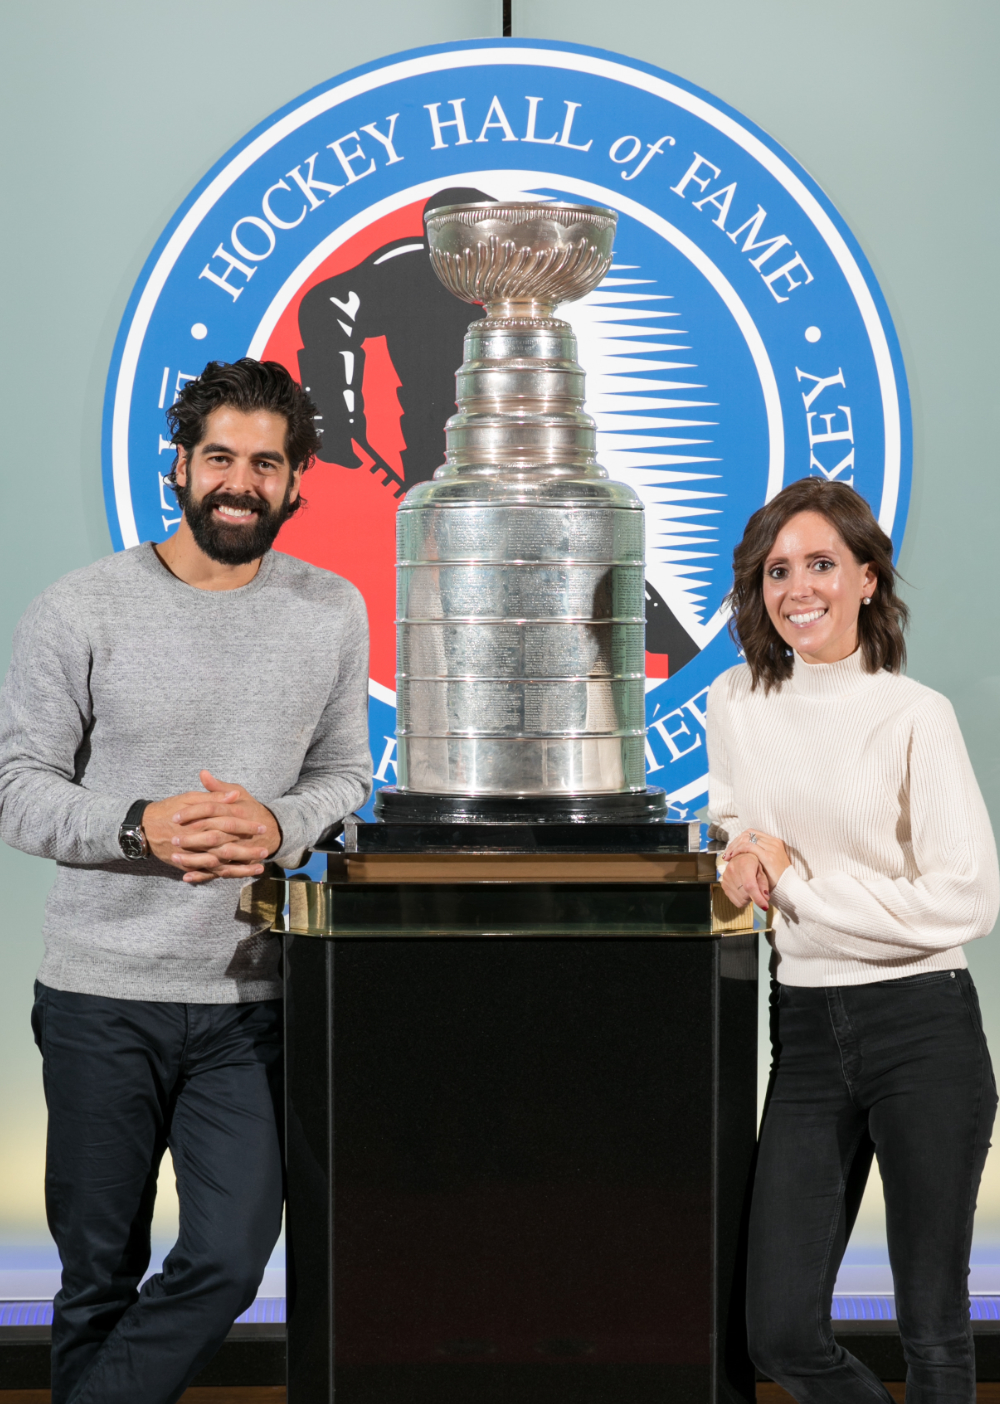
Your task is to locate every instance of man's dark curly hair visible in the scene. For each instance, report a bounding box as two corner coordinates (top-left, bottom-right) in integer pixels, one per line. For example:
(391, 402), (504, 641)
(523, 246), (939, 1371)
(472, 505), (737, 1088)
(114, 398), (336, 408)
(165, 359), (321, 514)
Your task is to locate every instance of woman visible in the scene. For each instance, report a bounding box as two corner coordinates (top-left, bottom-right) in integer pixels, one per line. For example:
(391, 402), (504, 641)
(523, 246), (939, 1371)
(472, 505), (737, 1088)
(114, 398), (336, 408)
(708, 477), (998, 1404)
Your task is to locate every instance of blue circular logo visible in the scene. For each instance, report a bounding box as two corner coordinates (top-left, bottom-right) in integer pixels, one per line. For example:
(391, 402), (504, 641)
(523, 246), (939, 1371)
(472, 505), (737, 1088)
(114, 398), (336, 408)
(104, 38), (911, 820)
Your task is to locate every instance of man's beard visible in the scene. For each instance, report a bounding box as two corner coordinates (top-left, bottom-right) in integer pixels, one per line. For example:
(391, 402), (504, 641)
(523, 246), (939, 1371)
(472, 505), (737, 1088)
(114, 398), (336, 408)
(176, 481), (297, 566)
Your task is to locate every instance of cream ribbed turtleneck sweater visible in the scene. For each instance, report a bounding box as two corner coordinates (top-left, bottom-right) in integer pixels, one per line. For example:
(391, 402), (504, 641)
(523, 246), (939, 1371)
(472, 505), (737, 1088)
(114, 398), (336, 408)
(706, 649), (999, 987)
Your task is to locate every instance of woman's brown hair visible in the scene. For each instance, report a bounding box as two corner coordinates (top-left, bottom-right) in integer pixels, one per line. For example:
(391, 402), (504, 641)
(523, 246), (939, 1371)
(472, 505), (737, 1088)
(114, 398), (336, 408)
(726, 478), (909, 691)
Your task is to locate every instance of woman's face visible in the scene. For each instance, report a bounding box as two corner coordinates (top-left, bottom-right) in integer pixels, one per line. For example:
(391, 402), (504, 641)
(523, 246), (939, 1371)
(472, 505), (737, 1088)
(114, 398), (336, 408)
(762, 510), (876, 665)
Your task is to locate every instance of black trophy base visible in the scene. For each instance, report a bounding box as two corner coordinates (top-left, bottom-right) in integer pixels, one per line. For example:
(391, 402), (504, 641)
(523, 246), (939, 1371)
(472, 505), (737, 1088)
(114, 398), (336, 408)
(373, 787), (669, 825)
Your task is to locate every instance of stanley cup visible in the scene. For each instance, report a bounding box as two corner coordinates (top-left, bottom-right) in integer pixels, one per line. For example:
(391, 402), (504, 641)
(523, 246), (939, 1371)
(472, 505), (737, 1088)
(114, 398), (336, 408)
(394, 202), (647, 799)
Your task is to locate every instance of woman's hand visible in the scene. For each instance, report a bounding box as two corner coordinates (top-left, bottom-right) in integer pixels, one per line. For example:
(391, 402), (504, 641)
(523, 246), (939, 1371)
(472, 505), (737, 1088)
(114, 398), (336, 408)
(724, 828), (791, 892)
(721, 852), (771, 910)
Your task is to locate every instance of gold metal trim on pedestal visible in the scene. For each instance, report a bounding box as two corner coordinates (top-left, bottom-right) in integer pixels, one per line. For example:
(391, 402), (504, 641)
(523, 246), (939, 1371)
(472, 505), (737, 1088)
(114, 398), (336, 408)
(239, 864), (769, 939)
(710, 885), (758, 935)
(324, 849), (718, 885)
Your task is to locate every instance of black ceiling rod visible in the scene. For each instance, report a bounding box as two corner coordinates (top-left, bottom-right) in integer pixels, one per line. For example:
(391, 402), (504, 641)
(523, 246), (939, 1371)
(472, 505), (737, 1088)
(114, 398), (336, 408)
(503, 0), (512, 37)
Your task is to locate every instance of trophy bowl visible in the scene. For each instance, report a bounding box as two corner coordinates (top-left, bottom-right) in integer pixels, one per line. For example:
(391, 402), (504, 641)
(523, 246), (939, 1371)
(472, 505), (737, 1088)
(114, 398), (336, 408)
(425, 201), (617, 309)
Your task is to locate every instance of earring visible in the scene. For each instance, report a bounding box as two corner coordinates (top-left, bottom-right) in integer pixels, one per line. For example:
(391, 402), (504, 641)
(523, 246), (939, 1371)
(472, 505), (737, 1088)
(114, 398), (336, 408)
(862, 596), (871, 606)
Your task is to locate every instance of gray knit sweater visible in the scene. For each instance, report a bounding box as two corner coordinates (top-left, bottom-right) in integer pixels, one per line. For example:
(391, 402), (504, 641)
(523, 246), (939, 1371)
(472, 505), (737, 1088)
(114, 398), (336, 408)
(0, 544), (372, 1002)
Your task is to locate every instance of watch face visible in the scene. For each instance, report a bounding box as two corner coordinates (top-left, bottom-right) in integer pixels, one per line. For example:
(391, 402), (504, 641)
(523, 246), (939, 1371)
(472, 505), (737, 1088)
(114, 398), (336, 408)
(120, 828), (146, 861)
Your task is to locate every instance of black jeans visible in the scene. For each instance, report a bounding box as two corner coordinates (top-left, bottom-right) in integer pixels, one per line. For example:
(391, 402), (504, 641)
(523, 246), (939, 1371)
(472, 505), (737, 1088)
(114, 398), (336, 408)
(747, 968), (996, 1404)
(31, 983), (284, 1404)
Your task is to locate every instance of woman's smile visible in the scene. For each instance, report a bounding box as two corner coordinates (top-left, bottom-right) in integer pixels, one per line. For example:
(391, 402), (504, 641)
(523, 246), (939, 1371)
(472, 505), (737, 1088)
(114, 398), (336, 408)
(785, 607), (828, 626)
(763, 510), (875, 664)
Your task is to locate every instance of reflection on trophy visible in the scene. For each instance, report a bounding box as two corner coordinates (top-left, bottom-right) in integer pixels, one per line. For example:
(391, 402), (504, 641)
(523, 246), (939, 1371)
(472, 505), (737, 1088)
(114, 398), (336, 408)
(380, 201), (665, 821)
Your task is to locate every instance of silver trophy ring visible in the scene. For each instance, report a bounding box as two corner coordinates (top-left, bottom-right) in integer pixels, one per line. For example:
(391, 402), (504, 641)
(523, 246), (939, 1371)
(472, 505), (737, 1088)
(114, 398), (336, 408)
(749, 832), (758, 844)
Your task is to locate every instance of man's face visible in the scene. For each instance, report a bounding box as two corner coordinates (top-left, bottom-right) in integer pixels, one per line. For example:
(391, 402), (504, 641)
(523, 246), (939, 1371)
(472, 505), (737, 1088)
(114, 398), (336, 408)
(173, 405), (302, 566)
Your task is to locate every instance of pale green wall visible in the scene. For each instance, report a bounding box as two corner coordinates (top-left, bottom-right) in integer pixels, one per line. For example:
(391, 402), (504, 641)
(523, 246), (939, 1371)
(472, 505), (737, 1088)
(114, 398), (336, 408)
(1, 0), (998, 1244)
(0, 0), (501, 1234)
(515, 0), (1000, 1242)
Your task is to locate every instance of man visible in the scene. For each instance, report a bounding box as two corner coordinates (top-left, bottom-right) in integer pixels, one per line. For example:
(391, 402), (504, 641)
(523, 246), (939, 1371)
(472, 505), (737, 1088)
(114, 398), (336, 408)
(0, 359), (371, 1403)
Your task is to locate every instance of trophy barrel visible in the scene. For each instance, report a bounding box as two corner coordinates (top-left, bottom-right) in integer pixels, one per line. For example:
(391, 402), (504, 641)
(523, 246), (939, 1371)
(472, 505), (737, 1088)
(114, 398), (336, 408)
(395, 475), (646, 797)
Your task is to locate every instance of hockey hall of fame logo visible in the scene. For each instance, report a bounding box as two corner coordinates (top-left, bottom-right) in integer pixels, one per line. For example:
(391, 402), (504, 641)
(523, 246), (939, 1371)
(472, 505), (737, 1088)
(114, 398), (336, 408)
(104, 38), (911, 822)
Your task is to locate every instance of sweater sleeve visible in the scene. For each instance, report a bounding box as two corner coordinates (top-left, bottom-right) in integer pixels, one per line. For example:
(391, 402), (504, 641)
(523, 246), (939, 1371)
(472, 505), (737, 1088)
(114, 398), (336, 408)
(268, 587), (373, 866)
(0, 594), (125, 864)
(706, 674), (741, 845)
(773, 694), (999, 957)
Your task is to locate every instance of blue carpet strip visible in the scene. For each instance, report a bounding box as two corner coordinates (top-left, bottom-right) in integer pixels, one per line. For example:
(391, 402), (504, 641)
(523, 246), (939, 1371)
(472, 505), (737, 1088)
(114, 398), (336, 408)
(0, 1297), (287, 1327)
(1, 1296), (1000, 1328)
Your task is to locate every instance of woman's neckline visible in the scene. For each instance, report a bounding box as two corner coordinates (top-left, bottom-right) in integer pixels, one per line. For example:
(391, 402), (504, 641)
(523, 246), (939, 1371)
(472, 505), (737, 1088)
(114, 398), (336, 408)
(787, 646), (877, 698)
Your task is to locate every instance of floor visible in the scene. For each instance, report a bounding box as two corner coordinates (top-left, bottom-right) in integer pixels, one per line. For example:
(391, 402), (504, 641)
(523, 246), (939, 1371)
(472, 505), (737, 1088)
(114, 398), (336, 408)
(0, 1392), (288, 1403)
(1, 1387), (998, 1403)
(759, 1389), (905, 1404)
(761, 1390), (999, 1404)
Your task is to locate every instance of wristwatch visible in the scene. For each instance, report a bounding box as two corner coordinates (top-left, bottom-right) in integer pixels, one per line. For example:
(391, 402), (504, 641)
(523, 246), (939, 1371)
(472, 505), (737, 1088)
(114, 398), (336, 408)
(118, 800), (151, 860)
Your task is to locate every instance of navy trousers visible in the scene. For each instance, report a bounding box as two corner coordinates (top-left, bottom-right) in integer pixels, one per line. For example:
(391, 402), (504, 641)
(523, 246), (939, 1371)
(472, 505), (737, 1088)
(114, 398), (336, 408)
(32, 983), (284, 1404)
(747, 969), (997, 1404)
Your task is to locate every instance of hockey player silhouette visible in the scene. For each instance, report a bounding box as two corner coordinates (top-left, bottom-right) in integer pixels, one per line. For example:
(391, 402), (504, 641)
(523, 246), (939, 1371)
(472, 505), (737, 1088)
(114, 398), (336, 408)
(297, 187), (494, 494)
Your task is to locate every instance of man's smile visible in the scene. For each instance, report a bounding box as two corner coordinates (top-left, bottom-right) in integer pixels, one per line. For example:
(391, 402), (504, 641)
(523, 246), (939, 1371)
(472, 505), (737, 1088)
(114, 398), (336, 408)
(212, 501), (261, 523)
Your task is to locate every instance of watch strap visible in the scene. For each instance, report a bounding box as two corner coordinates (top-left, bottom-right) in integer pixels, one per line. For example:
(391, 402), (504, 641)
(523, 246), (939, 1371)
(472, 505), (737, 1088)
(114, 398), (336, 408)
(123, 799), (150, 830)
(119, 799), (151, 860)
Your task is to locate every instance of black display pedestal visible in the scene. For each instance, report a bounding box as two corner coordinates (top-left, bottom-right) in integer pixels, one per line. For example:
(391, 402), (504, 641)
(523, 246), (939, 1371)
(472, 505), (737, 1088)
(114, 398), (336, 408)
(278, 839), (759, 1404)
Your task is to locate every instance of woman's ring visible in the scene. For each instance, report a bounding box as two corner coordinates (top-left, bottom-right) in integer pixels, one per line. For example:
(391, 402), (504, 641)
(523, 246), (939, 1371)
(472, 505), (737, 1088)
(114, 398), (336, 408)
(749, 832), (758, 844)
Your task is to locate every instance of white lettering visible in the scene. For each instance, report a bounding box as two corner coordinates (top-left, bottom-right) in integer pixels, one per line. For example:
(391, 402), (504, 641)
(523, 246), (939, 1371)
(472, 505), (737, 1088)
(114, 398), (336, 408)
(374, 736), (397, 782)
(645, 684), (710, 773)
(670, 152), (721, 199)
(621, 134), (675, 182)
(425, 100), (472, 149)
(726, 205), (791, 269)
(523, 96), (559, 144)
(157, 435), (173, 455)
(157, 366), (170, 410)
(328, 131), (376, 184)
(795, 366), (846, 410)
(476, 95), (518, 143)
(610, 135), (641, 165)
(692, 181), (737, 229)
(807, 405), (854, 447)
(812, 447), (855, 483)
(795, 368), (854, 484)
(285, 153), (342, 210)
(648, 708), (703, 764)
(162, 515), (181, 532)
(360, 114), (403, 165)
(761, 252), (814, 303)
(198, 244), (255, 301)
(158, 473), (175, 510)
(262, 178), (307, 230)
(339, 350), (355, 384)
(683, 687), (709, 729)
(230, 216), (276, 263)
(558, 101), (592, 152)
